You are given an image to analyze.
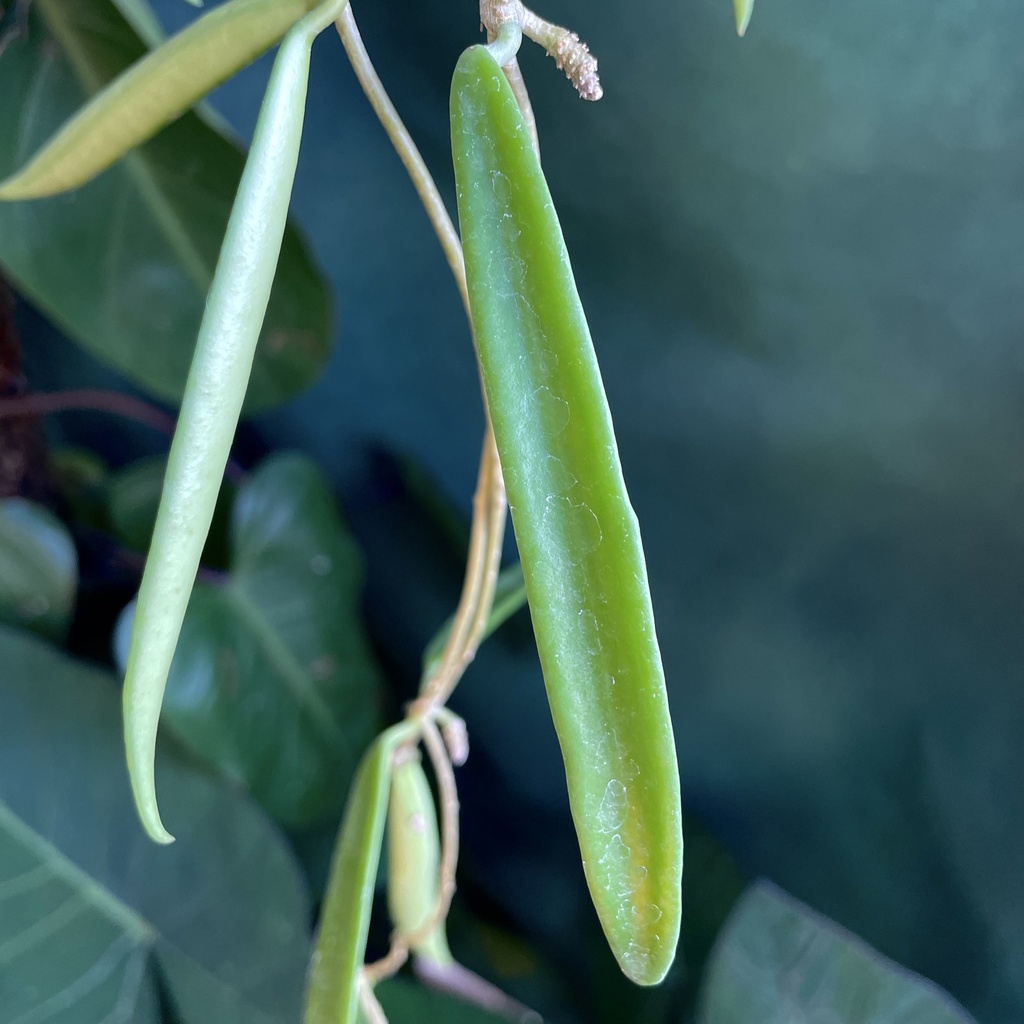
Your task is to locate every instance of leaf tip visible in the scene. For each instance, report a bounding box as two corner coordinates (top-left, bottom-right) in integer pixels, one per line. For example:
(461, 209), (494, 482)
(734, 0), (754, 36)
(124, 668), (175, 845)
(0, 170), (57, 202)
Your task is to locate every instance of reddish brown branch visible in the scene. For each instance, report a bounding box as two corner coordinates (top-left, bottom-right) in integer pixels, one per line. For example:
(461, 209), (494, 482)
(0, 388), (247, 484)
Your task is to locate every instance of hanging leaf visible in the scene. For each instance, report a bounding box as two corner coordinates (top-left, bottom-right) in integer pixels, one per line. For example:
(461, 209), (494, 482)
(699, 882), (978, 1024)
(306, 723), (416, 1024)
(0, 498), (77, 639)
(0, 625), (311, 1024)
(0, 0), (321, 199)
(733, 0), (755, 36)
(114, 453), (383, 829)
(105, 453), (234, 564)
(0, 0), (331, 409)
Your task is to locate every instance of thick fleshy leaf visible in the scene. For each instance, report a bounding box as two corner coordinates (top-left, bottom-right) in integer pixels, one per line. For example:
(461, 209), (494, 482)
(0, 0), (331, 408)
(0, 625), (311, 1024)
(0, 0), (320, 199)
(118, 1), (344, 843)
(733, 0), (755, 36)
(114, 453), (383, 828)
(699, 882), (978, 1024)
(0, 498), (77, 639)
(452, 44), (681, 986)
(306, 722), (417, 1024)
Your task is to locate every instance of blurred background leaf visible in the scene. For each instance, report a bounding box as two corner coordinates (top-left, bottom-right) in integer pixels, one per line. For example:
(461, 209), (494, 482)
(0, 0), (332, 410)
(0, 624), (311, 1024)
(0, 498), (76, 639)
(698, 881), (977, 1023)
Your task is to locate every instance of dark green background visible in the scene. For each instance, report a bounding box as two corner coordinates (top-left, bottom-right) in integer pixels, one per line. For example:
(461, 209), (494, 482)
(21, 0), (1024, 1019)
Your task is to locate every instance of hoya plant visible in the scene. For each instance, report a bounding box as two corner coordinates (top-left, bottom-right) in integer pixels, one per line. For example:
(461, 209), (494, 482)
(0, 0), (1003, 1022)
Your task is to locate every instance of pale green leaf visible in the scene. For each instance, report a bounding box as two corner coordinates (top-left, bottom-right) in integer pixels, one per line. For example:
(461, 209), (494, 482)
(113, 454), (383, 828)
(0, 0), (332, 408)
(0, 0), (319, 199)
(305, 722), (418, 1024)
(734, 0), (755, 36)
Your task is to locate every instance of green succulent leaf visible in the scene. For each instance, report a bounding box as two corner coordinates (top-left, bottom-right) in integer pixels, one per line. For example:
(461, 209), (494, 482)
(0, 0), (331, 408)
(114, 453), (383, 829)
(0, 625), (311, 1024)
(0, 498), (77, 639)
(305, 722), (418, 1024)
(733, 0), (755, 36)
(451, 44), (682, 986)
(0, 0), (320, 199)
(699, 882), (978, 1024)
(119, 0), (345, 843)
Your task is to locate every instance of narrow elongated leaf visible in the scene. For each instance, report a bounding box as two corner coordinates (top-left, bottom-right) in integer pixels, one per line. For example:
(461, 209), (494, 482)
(305, 722), (418, 1024)
(0, 0), (320, 199)
(114, 454), (382, 828)
(0, 625), (311, 1024)
(121, 1), (345, 843)
(699, 882), (978, 1024)
(0, 0), (331, 408)
(451, 45), (682, 986)
(0, 498), (77, 639)
(733, 0), (755, 36)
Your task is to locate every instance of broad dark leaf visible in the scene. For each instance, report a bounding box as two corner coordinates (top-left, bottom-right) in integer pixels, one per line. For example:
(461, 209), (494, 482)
(0, 0), (331, 409)
(114, 453), (383, 828)
(0, 498), (76, 639)
(699, 882), (977, 1024)
(0, 625), (311, 1024)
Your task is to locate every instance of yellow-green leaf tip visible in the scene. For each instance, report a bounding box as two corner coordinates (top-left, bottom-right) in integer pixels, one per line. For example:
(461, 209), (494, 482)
(125, 719), (176, 844)
(131, 775), (176, 845)
(734, 0), (755, 35)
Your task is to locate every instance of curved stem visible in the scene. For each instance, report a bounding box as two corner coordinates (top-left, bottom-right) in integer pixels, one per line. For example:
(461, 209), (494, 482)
(0, 388), (247, 484)
(415, 718), (460, 938)
(0, 387), (177, 434)
(335, 5), (468, 319)
(499, 56), (539, 151)
(335, 5), (507, 717)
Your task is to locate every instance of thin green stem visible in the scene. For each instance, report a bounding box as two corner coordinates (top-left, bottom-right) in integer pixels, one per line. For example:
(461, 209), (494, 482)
(334, 6), (468, 319)
(335, 4), (507, 718)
